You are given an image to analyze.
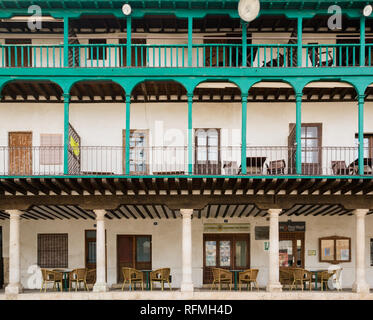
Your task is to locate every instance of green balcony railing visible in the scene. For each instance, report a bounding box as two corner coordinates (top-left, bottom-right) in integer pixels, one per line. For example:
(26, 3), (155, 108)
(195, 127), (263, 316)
(0, 42), (371, 69)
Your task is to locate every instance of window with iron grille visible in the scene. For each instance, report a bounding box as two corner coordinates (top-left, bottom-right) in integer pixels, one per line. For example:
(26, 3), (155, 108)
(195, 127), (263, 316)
(37, 234), (68, 268)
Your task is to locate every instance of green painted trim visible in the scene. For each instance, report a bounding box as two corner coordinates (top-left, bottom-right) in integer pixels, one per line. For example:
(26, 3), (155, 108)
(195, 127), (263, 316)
(126, 17), (132, 67)
(187, 93), (193, 174)
(63, 16), (69, 68)
(360, 16), (366, 67)
(242, 22), (247, 68)
(358, 94), (365, 176)
(297, 17), (302, 67)
(188, 16), (193, 67)
(63, 93), (70, 175)
(241, 94), (248, 175)
(295, 92), (302, 175)
(125, 94), (131, 175)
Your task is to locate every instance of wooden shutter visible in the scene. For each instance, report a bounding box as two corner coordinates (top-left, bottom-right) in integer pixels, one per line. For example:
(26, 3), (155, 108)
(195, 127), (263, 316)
(37, 234), (68, 268)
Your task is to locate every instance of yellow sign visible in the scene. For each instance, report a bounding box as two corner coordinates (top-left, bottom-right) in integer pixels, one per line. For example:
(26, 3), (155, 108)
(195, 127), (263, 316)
(203, 223), (250, 233)
(69, 136), (80, 157)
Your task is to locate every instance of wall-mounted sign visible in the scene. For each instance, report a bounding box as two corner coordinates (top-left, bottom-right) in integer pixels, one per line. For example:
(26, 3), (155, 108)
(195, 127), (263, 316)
(203, 223), (250, 233)
(279, 221), (305, 232)
(308, 250), (316, 256)
(255, 226), (269, 240)
(264, 241), (270, 251)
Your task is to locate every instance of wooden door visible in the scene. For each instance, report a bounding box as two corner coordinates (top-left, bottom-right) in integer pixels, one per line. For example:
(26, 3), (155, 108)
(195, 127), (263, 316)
(117, 235), (152, 283)
(9, 132), (32, 175)
(5, 39), (32, 67)
(195, 128), (221, 175)
(279, 232), (305, 268)
(203, 233), (250, 284)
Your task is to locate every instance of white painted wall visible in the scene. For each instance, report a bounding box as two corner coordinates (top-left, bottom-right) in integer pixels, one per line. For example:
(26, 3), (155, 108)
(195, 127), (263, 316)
(0, 214), (372, 289)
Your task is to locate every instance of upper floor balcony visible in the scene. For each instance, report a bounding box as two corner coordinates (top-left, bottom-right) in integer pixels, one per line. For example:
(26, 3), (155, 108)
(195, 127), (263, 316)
(0, 1), (373, 72)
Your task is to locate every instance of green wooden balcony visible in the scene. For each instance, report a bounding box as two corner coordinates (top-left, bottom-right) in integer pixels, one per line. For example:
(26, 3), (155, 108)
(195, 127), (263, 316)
(0, 42), (370, 69)
(1, 145), (370, 178)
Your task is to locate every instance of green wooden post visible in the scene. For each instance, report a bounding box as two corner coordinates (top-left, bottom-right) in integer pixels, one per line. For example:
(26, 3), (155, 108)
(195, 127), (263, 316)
(241, 93), (248, 174)
(126, 16), (132, 66)
(63, 93), (70, 175)
(242, 21), (247, 67)
(297, 17), (303, 67)
(63, 16), (69, 67)
(125, 94), (131, 175)
(358, 94), (365, 175)
(360, 16), (366, 67)
(187, 93), (193, 174)
(188, 16), (193, 67)
(295, 92), (303, 174)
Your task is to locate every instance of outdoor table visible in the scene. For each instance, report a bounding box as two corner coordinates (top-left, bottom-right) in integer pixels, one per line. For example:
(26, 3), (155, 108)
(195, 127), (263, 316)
(141, 270), (153, 291)
(230, 270), (242, 291)
(53, 268), (73, 291)
(309, 269), (328, 290)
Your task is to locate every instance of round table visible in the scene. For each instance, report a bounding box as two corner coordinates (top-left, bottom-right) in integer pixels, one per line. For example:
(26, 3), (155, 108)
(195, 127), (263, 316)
(53, 268), (73, 291)
(229, 270), (242, 291)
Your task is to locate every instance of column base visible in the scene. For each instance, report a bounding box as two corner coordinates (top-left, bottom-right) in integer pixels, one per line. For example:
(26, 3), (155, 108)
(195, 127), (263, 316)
(93, 282), (109, 292)
(352, 281), (370, 294)
(5, 283), (23, 295)
(180, 282), (194, 292)
(266, 282), (283, 292)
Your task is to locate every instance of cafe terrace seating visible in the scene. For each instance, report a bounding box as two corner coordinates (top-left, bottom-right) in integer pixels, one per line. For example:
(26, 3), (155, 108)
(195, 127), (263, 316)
(211, 267), (233, 291)
(150, 268), (172, 291)
(122, 267), (145, 291)
(238, 269), (259, 291)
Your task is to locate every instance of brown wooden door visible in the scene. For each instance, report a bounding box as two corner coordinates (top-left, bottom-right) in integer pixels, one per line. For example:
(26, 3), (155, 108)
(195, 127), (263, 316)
(117, 235), (152, 283)
(9, 132), (32, 175)
(5, 39), (32, 67)
(203, 233), (250, 284)
(279, 232), (305, 268)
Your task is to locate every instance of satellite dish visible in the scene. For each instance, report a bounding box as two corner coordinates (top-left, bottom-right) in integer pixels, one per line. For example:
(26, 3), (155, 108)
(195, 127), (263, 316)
(122, 3), (132, 16)
(363, 4), (373, 17)
(238, 0), (260, 22)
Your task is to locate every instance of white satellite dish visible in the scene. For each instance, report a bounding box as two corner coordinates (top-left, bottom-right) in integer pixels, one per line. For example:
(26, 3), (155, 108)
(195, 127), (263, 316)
(363, 4), (373, 17)
(238, 0), (260, 22)
(122, 3), (132, 16)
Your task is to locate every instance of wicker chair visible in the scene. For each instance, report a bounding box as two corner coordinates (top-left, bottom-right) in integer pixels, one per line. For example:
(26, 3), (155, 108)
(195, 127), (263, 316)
(291, 268), (312, 291)
(279, 268), (295, 290)
(122, 267), (144, 291)
(69, 268), (89, 291)
(319, 270), (336, 291)
(86, 268), (96, 290)
(150, 268), (171, 291)
(40, 269), (62, 292)
(211, 268), (233, 291)
(238, 269), (259, 291)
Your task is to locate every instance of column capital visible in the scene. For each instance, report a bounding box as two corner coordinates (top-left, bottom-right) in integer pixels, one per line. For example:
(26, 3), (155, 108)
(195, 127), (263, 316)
(5, 210), (23, 218)
(295, 92), (303, 100)
(93, 209), (107, 220)
(241, 93), (248, 102)
(125, 94), (131, 102)
(63, 93), (70, 103)
(354, 209), (369, 217)
(358, 94), (365, 102)
(187, 92), (194, 100)
(268, 209), (282, 216)
(180, 209), (193, 218)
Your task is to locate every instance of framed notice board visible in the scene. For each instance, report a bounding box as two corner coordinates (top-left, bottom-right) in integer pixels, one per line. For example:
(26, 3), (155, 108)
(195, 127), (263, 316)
(255, 226), (269, 240)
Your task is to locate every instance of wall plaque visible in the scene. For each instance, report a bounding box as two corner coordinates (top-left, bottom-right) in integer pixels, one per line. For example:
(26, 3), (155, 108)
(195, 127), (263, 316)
(255, 226), (269, 240)
(203, 223), (250, 233)
(279, 221), (305, 232)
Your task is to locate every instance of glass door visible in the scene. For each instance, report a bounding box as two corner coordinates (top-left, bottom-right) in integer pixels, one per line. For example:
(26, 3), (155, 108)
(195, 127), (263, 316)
(279, 232), (305, 268)
(203, 234), (250, 284)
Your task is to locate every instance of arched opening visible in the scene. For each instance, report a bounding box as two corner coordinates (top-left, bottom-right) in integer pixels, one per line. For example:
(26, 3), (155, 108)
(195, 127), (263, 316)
(193, 80), (241, 175)
(68, 80), (126, 175)
(0, 80), (64, 175)
(302, 81), (359, 175)
(245, 81), (296, 175)
(129, 80), (187, 175)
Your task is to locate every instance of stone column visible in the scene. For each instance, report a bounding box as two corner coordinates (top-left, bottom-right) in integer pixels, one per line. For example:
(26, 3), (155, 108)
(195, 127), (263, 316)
(352, 209), (370, 293)
(5, 210), (23, 295)
(180, 209), (194, 292)
(93, 209), (108, 292)
(266, 209), (282, 292)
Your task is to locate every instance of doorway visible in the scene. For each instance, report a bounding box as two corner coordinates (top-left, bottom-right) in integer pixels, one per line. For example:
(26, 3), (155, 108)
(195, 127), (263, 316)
(279, 231), (305, 268)
(84, 230), (107, 279)
(117, 235), (152, 283)
(203, 233), (250, 284)
(9, 132), (32, 175)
